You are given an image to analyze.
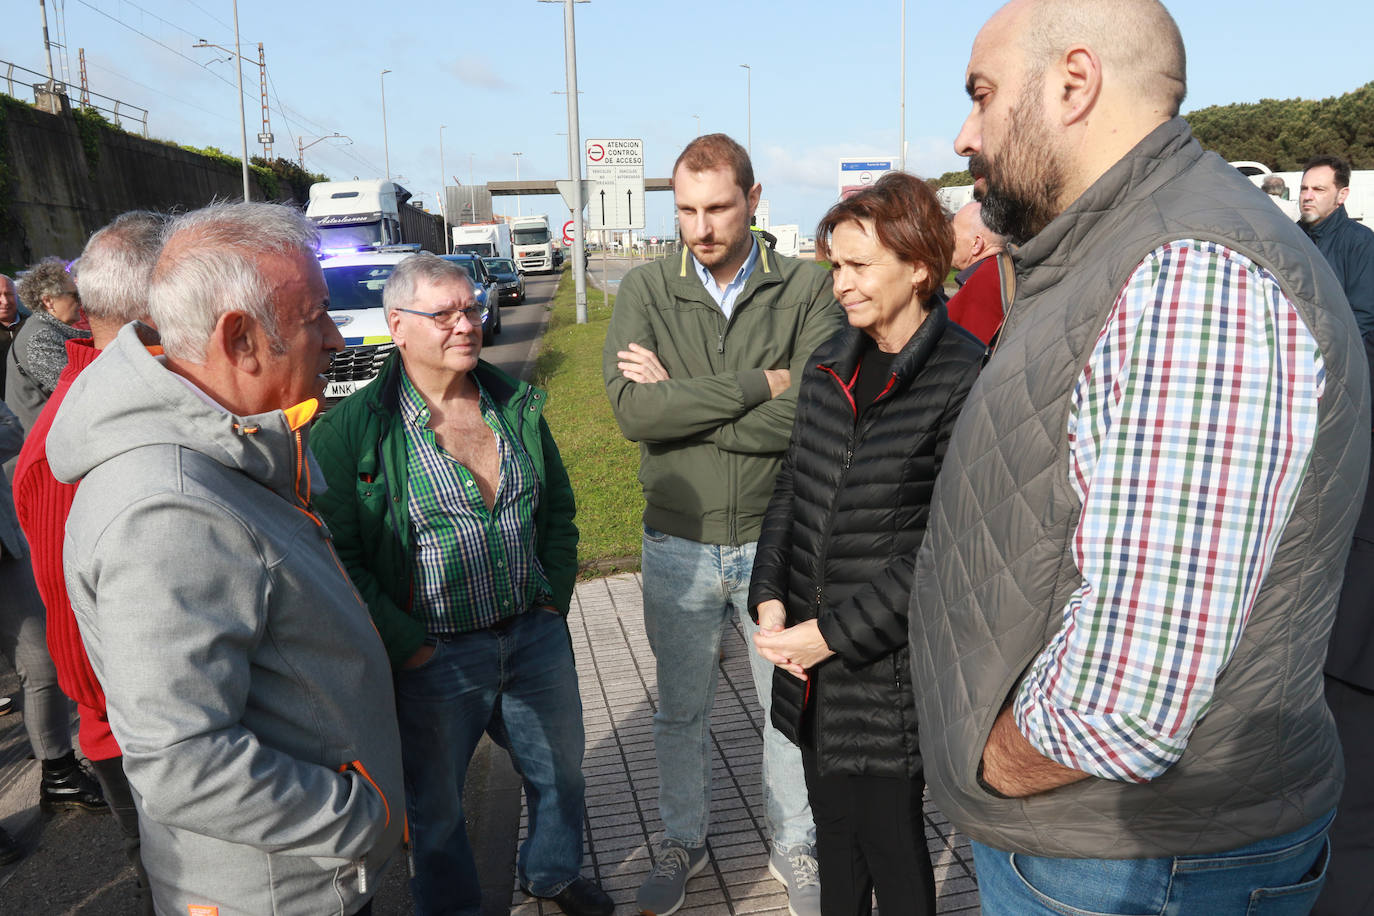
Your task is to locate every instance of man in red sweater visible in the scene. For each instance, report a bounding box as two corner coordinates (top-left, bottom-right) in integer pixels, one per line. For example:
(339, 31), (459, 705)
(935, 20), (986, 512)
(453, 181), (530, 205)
(945, 200), (1006, 345)
(14, 210), (164, 912)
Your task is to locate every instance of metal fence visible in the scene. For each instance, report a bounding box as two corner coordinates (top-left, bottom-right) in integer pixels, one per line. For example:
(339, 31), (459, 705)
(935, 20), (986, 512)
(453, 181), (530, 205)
(1, 58), (148, 137)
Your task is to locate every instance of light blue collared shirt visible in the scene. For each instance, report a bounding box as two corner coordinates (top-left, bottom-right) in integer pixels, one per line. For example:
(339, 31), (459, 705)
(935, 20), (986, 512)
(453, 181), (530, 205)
(691, 237), (759, 319)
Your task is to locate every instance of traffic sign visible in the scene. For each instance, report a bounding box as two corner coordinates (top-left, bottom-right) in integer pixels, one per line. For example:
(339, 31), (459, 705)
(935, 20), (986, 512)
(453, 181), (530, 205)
(556, 180), (593, 212)
(837, 157), (897, 199)
(586, 138), (645, 230)
(563, 220), (575, 245)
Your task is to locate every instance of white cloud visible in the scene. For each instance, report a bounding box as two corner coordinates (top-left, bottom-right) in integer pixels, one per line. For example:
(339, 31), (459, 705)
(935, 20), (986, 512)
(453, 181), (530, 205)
(445, 57), (510, 91)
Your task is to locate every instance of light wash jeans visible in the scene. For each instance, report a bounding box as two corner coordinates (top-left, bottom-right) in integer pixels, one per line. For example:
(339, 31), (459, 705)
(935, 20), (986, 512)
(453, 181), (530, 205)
(394, 609), (586, 916)
(641, 525), (814, 852)
(972, 809), (1333, 915)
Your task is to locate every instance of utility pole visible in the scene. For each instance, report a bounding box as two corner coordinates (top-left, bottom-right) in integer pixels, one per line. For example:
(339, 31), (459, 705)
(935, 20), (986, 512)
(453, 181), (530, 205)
(539, 0), (590, 323)
(512, 152), (522, 217)
(38, 0), (56, 82)
(232, 0), (250, 200)
(899, 0), (906, 172)
(258, 43), (272, 160)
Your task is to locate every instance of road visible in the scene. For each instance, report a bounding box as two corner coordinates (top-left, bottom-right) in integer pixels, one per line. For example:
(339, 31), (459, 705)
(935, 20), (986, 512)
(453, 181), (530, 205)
(480, 271), (561, 379)
(0, 271), (564, 915)
(582, 252), (649, 296)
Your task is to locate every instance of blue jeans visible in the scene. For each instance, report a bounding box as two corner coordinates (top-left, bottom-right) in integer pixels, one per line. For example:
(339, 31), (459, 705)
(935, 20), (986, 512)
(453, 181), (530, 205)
(395, 609), (586, 916)
(641, 526), (814, 851)
(972, 810), (1334, 916)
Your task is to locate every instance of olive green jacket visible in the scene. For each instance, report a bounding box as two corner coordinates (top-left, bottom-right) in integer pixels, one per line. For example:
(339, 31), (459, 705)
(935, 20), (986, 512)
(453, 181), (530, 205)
(603, 236), (842, 546)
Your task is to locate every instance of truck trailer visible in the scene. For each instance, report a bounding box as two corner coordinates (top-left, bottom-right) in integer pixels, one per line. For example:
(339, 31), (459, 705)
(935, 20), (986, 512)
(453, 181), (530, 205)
(452, 222), (513, 260)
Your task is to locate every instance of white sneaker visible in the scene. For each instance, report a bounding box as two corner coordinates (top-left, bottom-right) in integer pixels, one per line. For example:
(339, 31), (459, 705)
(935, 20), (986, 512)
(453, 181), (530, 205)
(769, 844), (821, 916)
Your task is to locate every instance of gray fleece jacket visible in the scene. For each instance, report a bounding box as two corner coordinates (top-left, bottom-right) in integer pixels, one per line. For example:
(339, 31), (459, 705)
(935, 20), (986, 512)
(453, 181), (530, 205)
(49, 323), (405, 916)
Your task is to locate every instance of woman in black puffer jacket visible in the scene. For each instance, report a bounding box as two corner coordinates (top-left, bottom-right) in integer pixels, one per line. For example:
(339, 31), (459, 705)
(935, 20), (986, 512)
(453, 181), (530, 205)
(750, 172), (984, 916)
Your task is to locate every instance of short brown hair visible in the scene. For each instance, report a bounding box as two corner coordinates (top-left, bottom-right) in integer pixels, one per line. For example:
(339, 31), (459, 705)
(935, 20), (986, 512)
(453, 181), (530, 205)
(672, 133), (754, 198)
(815, 172), (953, 302)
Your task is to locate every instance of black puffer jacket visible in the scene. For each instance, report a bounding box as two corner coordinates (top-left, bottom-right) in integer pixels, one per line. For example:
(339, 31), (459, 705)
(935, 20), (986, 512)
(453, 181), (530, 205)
(748, 305), (983, 778)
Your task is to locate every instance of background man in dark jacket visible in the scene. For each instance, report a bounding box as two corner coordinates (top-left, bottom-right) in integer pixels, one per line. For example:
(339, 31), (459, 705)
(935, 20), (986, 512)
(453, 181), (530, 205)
(1305, 152), (1374, 916)
(313, 253), (610, 916)
(1300, 155), (1374, 336)
(909, 1), (1368, 913)
(0, 275), (24, 399)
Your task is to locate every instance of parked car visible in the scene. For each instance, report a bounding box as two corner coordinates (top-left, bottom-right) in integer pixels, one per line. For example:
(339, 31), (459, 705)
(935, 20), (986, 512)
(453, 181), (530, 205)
(319, 248), (417, 402)
(440, 253), (502, 344)
(483, 257), (526, 305)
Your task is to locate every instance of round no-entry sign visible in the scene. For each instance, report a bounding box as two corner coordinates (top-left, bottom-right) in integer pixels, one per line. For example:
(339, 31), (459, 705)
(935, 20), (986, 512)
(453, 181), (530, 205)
(563, 220), (575, 245)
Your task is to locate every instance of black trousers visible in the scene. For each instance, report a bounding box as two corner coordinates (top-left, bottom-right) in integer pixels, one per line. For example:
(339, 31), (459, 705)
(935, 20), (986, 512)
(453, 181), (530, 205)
(800, 744), (936, 916)
(89, 755), (154, 916)
(1312, 674), (1374, 916)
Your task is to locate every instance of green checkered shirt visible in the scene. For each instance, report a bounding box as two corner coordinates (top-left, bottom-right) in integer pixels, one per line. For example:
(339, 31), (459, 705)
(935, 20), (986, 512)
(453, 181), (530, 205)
(400, 369), (552, 634)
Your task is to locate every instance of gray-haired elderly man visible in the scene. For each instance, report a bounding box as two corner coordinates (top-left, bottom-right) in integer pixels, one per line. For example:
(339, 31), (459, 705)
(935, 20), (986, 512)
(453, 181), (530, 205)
(312, 253), (610, 916)
(47, 201), (404, 916)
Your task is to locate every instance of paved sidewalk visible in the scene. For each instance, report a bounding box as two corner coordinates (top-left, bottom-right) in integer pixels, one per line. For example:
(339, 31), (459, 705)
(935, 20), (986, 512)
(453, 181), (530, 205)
(0, 572), (982, 914)
(511, 573), (981, 916)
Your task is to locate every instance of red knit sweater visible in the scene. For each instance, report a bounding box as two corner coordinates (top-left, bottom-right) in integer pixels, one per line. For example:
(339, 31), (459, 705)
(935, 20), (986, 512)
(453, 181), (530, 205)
(13, 338), (117, 760)
(946, 256), (1004, 346)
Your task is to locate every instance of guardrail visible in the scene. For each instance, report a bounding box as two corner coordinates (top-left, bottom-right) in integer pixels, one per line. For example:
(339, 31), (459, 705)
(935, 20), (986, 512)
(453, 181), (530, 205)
(1, 58), (148, 137)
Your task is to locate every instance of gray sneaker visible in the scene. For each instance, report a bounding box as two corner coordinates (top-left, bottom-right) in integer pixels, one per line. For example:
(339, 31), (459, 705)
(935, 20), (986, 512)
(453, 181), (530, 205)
(769, 844), (821, 916)
(636, 839), (708, 915)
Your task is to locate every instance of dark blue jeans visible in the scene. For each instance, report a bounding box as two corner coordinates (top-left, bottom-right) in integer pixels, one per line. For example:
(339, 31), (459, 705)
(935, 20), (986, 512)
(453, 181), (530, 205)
(972, 810), (1333, 915)
(395, 610), (586, 916)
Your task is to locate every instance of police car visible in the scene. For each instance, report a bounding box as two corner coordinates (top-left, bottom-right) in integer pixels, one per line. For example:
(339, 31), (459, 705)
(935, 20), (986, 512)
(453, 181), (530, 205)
(319, 248), (416, 401)
(320, 247), (499, 402)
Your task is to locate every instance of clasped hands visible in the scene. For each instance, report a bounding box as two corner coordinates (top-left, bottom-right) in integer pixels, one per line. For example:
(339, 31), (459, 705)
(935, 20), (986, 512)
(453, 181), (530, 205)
(753, 599), (834, 680)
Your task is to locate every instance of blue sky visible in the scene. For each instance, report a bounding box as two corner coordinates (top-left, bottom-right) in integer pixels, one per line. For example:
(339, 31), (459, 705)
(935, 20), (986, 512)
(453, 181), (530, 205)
(3, 1), (1370, 241)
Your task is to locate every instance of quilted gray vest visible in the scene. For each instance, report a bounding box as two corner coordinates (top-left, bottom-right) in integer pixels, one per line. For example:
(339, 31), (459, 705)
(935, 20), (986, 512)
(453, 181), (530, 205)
(909, 118), (1371, 858)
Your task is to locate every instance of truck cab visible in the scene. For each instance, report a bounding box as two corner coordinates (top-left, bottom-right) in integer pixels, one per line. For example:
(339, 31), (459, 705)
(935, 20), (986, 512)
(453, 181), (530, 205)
(308, 180), (410, 256)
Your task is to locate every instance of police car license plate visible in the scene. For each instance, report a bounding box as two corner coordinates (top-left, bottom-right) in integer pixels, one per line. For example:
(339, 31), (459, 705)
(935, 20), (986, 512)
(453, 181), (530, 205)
(325, 380), (358, 399)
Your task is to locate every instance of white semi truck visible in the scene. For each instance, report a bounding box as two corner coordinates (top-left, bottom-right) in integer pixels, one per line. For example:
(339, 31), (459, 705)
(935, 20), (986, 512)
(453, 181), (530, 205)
(510, 214), (562, 274)
(452, 222), (513, 260)
(306, 179), (445, 255)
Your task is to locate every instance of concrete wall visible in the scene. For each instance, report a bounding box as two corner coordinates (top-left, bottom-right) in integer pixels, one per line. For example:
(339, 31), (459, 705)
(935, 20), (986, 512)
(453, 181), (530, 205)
(1, 97), (278, 271)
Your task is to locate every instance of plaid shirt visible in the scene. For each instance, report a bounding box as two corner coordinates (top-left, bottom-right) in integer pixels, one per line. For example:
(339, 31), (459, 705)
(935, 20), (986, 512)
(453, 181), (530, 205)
(400, 370), (552, 634)
(1013, 240), (1324, 783)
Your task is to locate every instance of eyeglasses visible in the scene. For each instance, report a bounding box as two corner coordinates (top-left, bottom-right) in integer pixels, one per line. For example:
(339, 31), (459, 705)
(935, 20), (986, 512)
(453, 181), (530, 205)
(394, 304), (488, 329)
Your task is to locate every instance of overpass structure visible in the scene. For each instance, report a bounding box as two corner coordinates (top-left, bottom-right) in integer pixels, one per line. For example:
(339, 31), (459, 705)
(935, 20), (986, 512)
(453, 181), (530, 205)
(486, 178), (672, 197)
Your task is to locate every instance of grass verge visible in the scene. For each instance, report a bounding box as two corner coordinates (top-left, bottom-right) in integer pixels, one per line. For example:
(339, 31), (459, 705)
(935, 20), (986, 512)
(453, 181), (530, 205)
(533, 269), (643, 577)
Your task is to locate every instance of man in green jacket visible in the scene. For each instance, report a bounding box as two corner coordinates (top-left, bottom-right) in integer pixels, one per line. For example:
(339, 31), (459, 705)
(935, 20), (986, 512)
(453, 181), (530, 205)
(603, 134), (843, 916)
(314, 253), (610, 916)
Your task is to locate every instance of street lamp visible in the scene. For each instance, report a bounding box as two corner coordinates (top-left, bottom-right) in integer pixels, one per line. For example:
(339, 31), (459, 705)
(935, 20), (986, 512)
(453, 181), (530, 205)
(512, 151), (523, 217)
(739, 63), (751, 157)
(380, 69), (392, 179)
(297, 132), (351, 169)
(439, 125), (449, 252)
(469, 153), (476, 222)
(192, 4), (251, 201)
(693, 113), (701, 137)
